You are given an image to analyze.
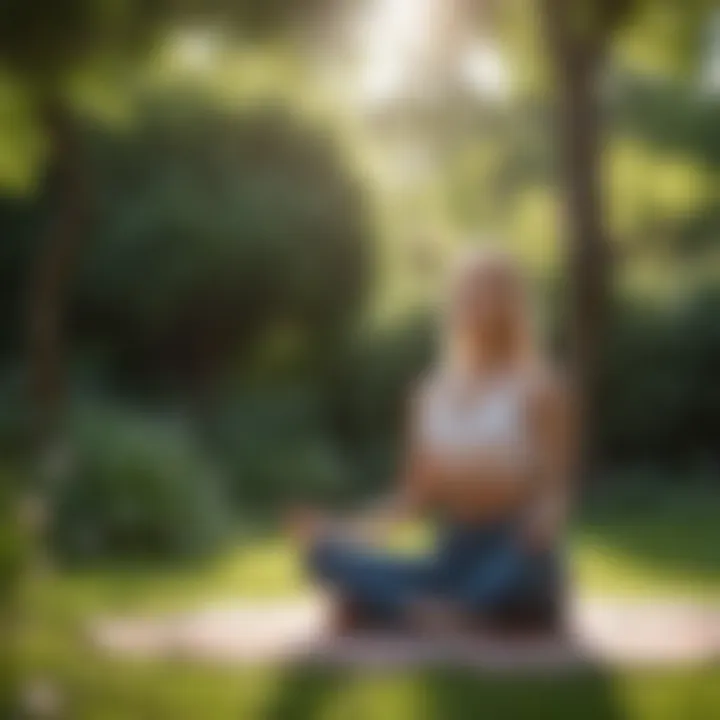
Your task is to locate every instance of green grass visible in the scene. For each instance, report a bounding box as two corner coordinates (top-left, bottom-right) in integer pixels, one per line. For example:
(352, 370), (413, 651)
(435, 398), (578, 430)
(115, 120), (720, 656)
(18, 491), (720, 719)
(17, 660), (720, 720)
(37, 502), (720, 620)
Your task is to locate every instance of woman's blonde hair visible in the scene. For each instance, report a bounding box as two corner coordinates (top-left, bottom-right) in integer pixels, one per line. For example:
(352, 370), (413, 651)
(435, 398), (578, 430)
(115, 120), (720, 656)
(442, 246), (541, 372)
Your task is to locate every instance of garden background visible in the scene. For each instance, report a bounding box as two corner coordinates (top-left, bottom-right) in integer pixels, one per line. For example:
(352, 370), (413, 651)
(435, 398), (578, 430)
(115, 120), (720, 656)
(1, 1), (720, 718)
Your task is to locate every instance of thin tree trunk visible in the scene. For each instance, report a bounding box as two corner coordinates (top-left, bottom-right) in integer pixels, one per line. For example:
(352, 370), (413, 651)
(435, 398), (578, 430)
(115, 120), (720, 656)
(26, 97), (89, 471)
(540, 0), (611, 478)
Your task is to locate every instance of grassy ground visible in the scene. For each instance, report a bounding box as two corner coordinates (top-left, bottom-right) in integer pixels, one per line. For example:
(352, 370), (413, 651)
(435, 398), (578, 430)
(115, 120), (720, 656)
(18, 489), (720, 719)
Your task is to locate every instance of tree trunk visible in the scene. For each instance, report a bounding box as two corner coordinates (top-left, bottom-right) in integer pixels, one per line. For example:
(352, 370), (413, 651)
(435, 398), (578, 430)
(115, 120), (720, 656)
(540, 0), (611, 478)
(26, 97), (89, 471)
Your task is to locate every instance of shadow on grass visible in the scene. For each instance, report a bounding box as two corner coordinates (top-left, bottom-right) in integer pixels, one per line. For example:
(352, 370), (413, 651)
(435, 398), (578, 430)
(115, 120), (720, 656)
(258, 663), (625, 720)
(260, 665), (345, 720)
(419, 668), (623, 720)
(578, 489), (720, 591)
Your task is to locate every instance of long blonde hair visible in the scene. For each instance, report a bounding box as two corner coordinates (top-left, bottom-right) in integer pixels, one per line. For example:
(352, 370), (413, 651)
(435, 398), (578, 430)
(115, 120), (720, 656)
(441, 247), (541, 375)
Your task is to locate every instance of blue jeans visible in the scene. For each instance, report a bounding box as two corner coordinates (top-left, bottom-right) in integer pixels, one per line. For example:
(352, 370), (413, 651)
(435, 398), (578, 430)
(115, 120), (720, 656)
(307, 518), (561, 623)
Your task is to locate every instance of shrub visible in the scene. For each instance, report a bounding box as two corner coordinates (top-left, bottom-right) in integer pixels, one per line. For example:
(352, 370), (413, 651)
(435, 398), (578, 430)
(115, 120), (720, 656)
(0, 369), (32, 461)
(331, 313), (435, 445)
(599, 286), (720, 472)
(325, 313), (435, 497)
(0, 469), (24, 714)
(73, 95), (373, 393)
(205, 385), (350, 511)
(50, 405), (231, 564)
(0, 473), (23, 609)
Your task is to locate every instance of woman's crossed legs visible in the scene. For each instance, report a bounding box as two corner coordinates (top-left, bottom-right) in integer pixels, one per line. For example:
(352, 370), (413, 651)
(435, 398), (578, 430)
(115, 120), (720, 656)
(299, 517), (558, 631)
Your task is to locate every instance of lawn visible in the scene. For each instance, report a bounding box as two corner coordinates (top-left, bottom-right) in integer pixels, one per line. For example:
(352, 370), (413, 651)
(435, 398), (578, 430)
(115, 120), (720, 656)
(18, 488), (720, 720)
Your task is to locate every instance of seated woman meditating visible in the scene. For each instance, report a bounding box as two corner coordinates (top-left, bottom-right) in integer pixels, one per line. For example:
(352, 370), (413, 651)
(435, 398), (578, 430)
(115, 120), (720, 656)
(290, 248), (575, 633)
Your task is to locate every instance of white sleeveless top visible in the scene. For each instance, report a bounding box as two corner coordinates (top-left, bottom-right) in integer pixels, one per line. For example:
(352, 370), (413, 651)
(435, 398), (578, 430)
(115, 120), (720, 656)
(419, 371), (533, 476)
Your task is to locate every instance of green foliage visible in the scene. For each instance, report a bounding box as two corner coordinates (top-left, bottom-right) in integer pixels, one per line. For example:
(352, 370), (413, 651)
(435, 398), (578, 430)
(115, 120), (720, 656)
(333, 314), (435, 440)
(205, 384), (349, 511)
(0, 0), (344, 85)
(0, 473), (23, 605)
(0, 3), (718, 567)
(0, 0), (160, 82)
(0, 470), (23, 715)
(50, 404), (231, 564)
(615, 0), (716, 77)
(600, 286), (720, 470)
(0, 369), (32, 459)
(606, 78), (720, 260)
(175, 0), (347, 39)
(72, 92), (372, 392)
(322, 314), (436, 496)
(198, 313), (435, 512)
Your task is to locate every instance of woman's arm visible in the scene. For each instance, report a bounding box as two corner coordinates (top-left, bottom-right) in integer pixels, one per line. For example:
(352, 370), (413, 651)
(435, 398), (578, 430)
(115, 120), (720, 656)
(524, 370), (577, 549)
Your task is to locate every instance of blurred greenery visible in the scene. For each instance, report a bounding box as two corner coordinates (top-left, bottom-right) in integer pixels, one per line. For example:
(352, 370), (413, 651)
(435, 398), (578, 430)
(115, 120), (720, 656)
(74, 93), (372, 395)
(17, 658), (720, 720)
(1, 0), (720, 715)
(0, 8), (717, 558)
(49, 403), (231, 563)
(0, 478), (23, 715)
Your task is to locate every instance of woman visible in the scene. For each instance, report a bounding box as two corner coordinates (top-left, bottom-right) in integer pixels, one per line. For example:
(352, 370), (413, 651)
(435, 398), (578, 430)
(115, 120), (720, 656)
(291, 248), (575, 633)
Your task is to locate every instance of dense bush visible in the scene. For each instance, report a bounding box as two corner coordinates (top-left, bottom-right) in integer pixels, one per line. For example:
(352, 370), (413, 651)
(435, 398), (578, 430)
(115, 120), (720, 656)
(0, 369), (31, 460)
(599, 286), (720, 472)
(331, 313), (435, 441)
(0, 474), (23, 607)
(205, 385), (350, 510)
(0, 471), (23, 713)
(199, 314), (436, 511)
(328, 313), (436, 495)
(50, 406), (231, 564)
(71, 93), (373, 395)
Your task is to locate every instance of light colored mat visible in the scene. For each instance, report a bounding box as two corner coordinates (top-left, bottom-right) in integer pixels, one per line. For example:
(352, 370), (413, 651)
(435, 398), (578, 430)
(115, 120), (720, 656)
(91, 596), (720, 670)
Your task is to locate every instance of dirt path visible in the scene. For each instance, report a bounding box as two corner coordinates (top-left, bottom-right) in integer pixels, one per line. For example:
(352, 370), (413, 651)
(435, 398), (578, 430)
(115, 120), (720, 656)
(91, 596), (720, 670)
